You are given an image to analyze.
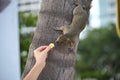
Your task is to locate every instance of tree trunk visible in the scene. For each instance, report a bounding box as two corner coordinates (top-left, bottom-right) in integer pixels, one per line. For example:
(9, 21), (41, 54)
(22, 0), (92, 80)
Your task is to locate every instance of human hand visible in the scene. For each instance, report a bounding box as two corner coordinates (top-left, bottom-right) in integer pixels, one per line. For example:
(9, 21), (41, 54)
(33, 45), (54, 67)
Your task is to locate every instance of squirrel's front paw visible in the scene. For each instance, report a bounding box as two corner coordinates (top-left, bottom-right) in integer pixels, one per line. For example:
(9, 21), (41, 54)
(55, 36), (63, 43)
(55, 35), (71, 44)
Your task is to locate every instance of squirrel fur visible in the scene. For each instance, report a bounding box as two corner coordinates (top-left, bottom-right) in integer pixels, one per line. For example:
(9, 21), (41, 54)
(54, 2), (89, 45)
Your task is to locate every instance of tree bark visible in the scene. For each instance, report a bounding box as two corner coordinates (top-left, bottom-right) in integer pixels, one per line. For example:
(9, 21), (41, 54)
(22, 0), (92, 80)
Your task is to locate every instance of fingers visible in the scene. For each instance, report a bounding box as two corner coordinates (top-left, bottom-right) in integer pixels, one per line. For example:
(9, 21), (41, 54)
(43, 43), (55, 53)
(34, 46), (47, 54)
(43, 46), (51, 53)
(35, 46), (48, 51)
(34, 43), (55, 54)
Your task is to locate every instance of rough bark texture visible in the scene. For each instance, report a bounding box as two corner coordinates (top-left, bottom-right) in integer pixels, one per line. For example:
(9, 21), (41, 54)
(22, 0), (92, 80)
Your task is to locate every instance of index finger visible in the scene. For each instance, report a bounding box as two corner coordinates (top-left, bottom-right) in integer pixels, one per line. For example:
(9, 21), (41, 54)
(35, 46), (48, 52)
(43, 46), (51, 53)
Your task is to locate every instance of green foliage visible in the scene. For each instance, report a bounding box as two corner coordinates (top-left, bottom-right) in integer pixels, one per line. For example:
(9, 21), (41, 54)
(19, 12), (37, 28)
(20, 33), (33, 52)
(75, 24), (120, 80)
(19, 12), (37, 74)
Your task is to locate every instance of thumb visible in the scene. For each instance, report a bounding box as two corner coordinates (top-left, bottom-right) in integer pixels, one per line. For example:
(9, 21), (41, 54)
(43, 46), (51, 53)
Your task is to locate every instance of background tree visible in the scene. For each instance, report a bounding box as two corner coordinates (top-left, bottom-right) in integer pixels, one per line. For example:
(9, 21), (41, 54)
(75, 23), (120, 80)
(22, 0), (92, 80)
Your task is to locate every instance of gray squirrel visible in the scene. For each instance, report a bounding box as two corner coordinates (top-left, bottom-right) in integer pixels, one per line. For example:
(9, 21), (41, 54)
(54, 2), (90, 45)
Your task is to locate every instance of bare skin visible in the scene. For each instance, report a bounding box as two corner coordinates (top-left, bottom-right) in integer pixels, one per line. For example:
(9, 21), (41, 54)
(23, 45), (54, 80)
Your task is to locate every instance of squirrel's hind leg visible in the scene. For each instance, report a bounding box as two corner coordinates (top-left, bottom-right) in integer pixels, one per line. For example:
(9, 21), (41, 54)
(53, 26), (65, 34)
(53, 26), (65, 31)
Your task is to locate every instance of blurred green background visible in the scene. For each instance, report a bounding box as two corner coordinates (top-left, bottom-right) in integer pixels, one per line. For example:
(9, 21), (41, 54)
(19, 12), (120, 80)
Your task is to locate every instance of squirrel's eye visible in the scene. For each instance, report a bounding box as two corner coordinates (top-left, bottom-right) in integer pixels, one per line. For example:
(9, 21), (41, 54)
(82, 7), (86, 10)
(82, 5), (86, 10)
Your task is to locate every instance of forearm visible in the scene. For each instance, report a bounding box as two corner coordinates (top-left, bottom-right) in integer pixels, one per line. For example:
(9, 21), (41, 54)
(23, 63), (45, 80)
(23, 45), (53, 80)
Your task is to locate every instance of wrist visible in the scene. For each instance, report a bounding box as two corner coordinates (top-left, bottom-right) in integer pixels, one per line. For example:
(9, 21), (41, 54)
(35, 62), (46, 68)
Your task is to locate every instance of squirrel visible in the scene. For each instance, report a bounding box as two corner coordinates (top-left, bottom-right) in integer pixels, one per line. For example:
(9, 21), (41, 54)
(54, 2), (89, 46)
